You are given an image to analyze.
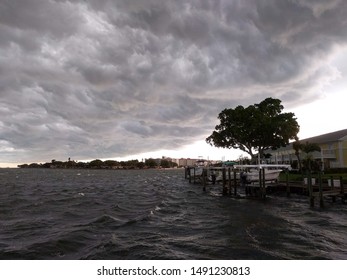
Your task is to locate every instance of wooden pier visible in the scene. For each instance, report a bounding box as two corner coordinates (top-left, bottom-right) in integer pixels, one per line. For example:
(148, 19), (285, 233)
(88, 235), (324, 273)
(305, 175), (345, 207)
(185, 166), (279, 198)
(185, 166), (347, 208)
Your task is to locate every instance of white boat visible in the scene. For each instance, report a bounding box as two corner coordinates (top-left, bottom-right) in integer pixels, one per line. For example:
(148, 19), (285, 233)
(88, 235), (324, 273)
(241, 168), (282, 182)
(208, 164), (291, 183)
(189, 159), (208, 177)
(233, 164), (291, 183)
(189, 166), (204, 177)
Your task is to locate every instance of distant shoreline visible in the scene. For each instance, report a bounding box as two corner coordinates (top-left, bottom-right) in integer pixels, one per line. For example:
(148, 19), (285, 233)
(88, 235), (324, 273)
(16, 158), (180, 170)
(4, 166), (182, 171)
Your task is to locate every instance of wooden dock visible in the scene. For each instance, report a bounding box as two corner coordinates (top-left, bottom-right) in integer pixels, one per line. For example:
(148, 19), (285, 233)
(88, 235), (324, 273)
(185, 166), (281, 198)
(185, 166), (347, 208)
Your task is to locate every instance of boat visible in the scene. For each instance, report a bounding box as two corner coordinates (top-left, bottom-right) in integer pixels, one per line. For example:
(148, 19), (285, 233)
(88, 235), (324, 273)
(233, 164), (291, 183)
(208, 164), (291, 183)
(188, 159), (209, 177)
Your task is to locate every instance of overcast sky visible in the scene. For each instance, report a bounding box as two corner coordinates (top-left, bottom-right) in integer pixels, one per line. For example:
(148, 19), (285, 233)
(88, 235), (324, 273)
(1, 0), (347, 166)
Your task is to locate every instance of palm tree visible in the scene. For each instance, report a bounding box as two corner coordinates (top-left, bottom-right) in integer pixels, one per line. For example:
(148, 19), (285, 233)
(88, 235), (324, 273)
(294, 141), (321, 172)
(293, 140), (303, 172)
(301, 142), (321, 171)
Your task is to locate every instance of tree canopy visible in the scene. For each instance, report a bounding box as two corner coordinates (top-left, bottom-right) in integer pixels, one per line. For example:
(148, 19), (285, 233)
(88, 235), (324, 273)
(206, 97), (300, 160)
(293, 141), (321, 171)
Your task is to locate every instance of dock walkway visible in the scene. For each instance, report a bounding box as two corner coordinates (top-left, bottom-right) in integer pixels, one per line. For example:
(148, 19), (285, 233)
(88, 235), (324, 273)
(184, 166), (346, 208)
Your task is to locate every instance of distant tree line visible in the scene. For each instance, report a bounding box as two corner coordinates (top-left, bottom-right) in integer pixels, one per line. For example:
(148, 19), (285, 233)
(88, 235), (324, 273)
(17, 158), (178, 170)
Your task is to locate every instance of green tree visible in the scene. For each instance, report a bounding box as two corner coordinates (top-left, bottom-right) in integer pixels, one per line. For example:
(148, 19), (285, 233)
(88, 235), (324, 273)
(76, 161), (87, 168)
(160, 159), (171, 168)
(206, 98), (300, 160)
(104, 160), (118, 168)
(301, 142), (321, 171)
(145, 158), (157, 168)
(293, 140), (303, 171)
(126, 159), (139, 169)
(293, 141), (321, 172)
(89, 159), (103, 168)
(136, 161), (145, 169)
(160, 159), (177, 168)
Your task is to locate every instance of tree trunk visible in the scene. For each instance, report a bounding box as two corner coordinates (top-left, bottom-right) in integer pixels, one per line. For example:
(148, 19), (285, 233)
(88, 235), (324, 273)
(295, 153), (303, 174)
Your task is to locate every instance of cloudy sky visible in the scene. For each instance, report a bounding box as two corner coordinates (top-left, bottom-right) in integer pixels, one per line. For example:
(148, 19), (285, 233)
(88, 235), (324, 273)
(1, 0), (347, 166)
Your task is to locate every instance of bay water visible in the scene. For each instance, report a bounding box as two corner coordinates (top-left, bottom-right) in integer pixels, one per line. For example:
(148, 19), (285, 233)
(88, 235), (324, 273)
(0, 168), (346, 259)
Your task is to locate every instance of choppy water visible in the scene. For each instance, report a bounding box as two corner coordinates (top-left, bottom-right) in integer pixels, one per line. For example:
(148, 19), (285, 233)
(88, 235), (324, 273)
(0, 168), (346, 260)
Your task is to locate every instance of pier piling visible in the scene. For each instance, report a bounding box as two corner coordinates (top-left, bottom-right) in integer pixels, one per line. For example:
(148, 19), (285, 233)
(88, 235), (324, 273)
(318, 172), (324, 208)
(286, 170), (290, 197)
(202, 168), (207, 192)
(307, 171), (314, 207)
(340, 176), (345, 204)
(228, 168), (232, 195)
(233, 170), (237, 196)
(222, 168), (228, 195)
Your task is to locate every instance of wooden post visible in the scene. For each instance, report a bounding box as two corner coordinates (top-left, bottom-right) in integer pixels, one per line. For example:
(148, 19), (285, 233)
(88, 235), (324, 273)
(210, 168), (216, 185)
(188, 167), (191, 183)
(258, 169), (262, 198)
(193, 167), (196, 184)
(330, 176), (336, 203)
(286, 169), (290, 197)
(258, 168), (266, 198)
(318, 171), (324, 208)
(228, 168), (232, 195)
(262, 168), (266, 198)
(202, 168), (206, 192)
(308, 171), (314, 207)
(233, 170), (237, 196)
(340, 176), (345, 204)
(222, 168), (227, 195)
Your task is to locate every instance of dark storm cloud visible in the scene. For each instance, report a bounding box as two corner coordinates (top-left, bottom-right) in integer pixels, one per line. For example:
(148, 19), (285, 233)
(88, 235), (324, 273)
(1, 0), (347, 163)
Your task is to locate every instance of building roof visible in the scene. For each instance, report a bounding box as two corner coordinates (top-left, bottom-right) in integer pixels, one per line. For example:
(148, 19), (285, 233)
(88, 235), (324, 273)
(265, 128), (347, 154)
(298, 129), (347, 144)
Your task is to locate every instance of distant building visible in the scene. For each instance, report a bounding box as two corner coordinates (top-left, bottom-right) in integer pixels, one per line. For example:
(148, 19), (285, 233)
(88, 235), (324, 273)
(265, 129), (347, 169)
(178, 158), (187, 167)
(176, 158), (196, 167)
